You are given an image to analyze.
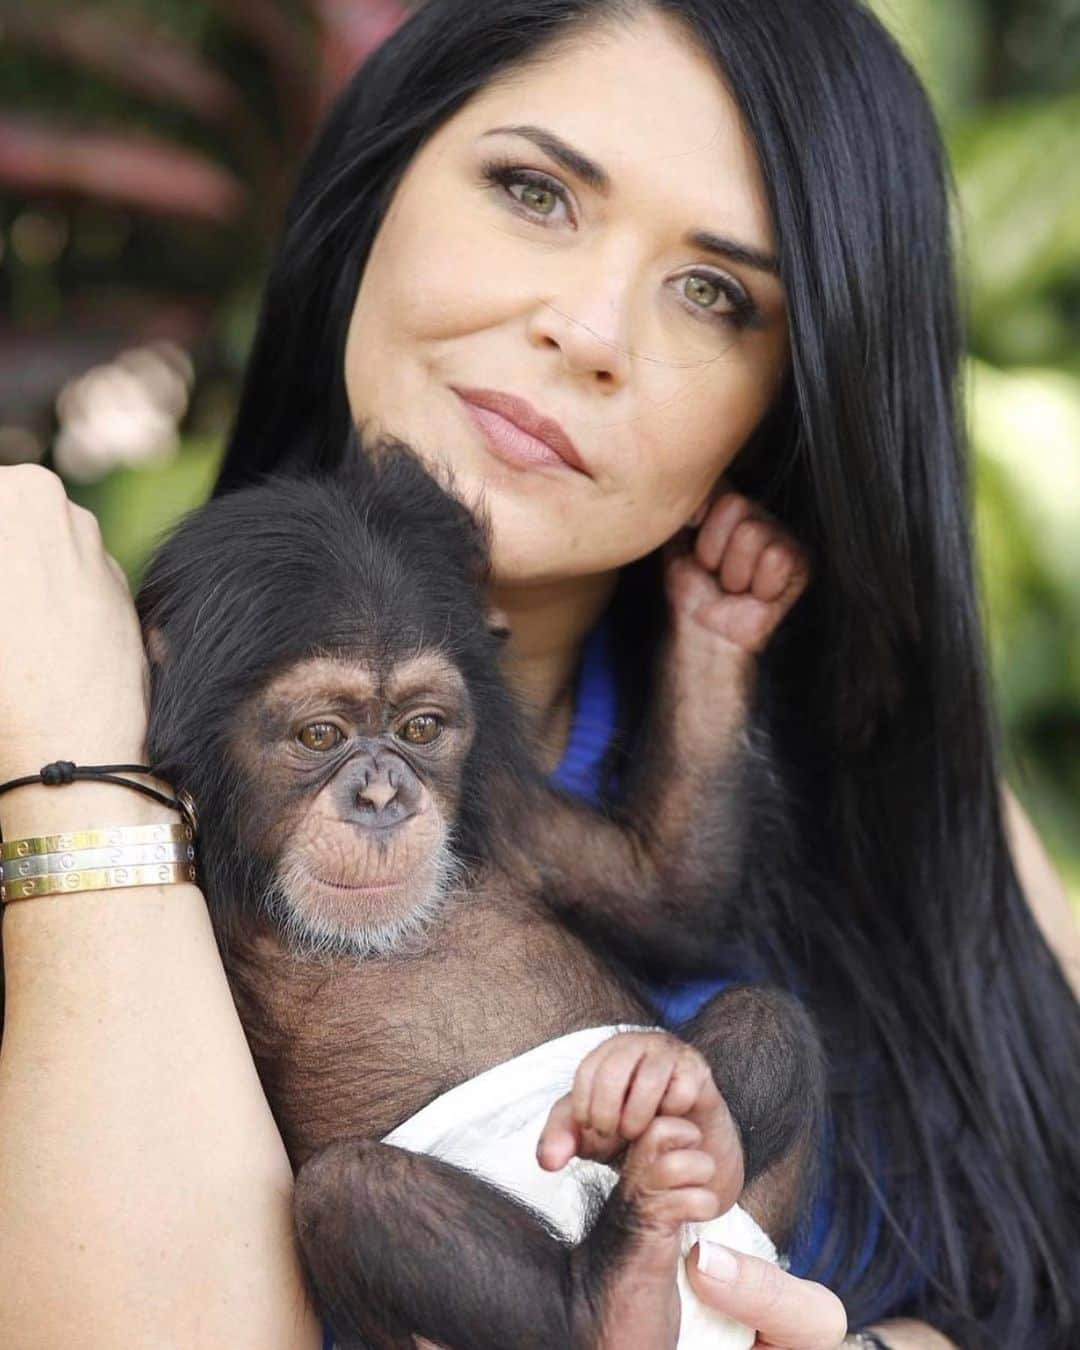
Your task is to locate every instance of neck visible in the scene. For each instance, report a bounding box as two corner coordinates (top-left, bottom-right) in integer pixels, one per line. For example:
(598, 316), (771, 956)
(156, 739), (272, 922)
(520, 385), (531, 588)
(490, 571), (618, 773)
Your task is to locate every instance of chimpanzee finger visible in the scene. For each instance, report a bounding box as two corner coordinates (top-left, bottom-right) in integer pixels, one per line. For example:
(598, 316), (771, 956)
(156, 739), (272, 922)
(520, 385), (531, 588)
(720, 518), (773, 595)
(587, 1041), (650, 1136)
(646, 1145), (718, 1195)
(617, 1051), (678, 1138)
(695, 494), (756, 573)
(536, 1094), (580, 1171)
(570, 1043), (605, 1126)
(571, 1036), (633, 1128)
(750, 541), (798, 604)
(658, 1054), (709, 1118)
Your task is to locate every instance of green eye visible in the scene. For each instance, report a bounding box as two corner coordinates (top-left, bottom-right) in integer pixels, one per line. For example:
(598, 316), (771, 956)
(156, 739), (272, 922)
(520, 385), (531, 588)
(400, 715), (443, 746)
(684, 274), (723, 309)
(299, 723), (343, 752)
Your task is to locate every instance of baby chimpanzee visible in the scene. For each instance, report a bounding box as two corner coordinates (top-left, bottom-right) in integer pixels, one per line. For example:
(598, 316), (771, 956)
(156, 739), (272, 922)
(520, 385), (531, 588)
(135, 438), (821, 1350)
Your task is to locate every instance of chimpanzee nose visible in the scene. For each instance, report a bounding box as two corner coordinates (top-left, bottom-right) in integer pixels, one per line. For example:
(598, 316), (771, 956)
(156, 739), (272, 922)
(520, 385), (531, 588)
(349, 758), (419, 827)
(359, 774), (397, 812)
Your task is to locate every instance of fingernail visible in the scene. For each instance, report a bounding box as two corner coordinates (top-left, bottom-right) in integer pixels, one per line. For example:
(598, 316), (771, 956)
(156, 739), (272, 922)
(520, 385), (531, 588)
(697, 1240), (739, 1283)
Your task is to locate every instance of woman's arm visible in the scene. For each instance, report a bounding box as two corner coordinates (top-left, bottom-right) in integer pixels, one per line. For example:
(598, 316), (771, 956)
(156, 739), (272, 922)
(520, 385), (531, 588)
(0, 467), (321, 1349)
(1003, 786), (1080, 996)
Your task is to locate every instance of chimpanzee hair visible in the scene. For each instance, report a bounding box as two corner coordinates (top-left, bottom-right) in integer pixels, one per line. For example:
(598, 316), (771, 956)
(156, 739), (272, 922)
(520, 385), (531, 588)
(135, 436), (536, 933)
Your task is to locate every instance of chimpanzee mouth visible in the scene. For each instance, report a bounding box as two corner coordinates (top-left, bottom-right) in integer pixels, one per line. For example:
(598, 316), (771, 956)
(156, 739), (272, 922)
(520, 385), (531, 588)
(312, 874), (412, 893)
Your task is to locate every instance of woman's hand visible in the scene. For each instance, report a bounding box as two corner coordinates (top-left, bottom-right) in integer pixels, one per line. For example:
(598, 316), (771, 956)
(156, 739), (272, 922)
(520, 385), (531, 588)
(0, 464), (151, 782)
(686, 1241), (848, 1348)
(666, 490), (810, 655)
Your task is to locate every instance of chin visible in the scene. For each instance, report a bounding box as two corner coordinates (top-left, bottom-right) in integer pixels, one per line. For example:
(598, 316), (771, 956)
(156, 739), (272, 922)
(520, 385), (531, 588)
(256, 853), (465, 962)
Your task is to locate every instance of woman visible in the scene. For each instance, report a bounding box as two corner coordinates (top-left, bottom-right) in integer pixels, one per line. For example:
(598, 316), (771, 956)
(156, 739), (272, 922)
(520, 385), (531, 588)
(0, 1), (1076, 1347)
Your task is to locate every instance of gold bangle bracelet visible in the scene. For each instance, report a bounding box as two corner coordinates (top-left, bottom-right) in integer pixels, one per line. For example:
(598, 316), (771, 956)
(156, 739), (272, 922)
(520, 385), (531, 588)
(0, 822), (193, 862)
(1, 860), (197, 904)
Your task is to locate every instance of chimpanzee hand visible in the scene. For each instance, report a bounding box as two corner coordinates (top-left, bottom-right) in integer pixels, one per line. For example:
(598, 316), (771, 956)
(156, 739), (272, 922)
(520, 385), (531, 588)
(665, 490), (810, 656)
(537, 1030), (745, 1216)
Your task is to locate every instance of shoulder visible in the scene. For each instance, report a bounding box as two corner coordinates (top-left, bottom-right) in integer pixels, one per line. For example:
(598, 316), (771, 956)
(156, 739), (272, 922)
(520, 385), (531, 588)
(1002, 785), (1080, 996)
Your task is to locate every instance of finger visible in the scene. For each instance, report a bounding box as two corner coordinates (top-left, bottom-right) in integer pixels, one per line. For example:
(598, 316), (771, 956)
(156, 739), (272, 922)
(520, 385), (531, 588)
(106, 551), (133, 590)
(588, 1043), (646, 1136)
(537, 1095), (579, 1171)
(720, 518), (773, 595)
(69, 501), (103, 539)
(629, 1114), (703, 1167)
(658, 1053), (708, 1118)
(618, 1052), (676, 1137)
(750, 541), (797, 604)
(571, 1044), (606, 1126)
(647, 1146), (716, 1193)
(686, 1244), (847, 1350)
(695, 494), (756, 573)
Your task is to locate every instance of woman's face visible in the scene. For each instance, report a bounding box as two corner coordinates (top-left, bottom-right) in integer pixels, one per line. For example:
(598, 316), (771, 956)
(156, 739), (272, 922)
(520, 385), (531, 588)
(344, 9), (790, 585)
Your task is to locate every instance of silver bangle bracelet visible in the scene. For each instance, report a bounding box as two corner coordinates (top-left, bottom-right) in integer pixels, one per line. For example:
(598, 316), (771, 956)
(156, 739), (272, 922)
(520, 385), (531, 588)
(0, 840), (195, 882)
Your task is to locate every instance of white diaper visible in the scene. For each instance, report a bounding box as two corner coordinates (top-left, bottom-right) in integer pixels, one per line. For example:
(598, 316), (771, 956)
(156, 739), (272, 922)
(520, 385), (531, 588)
(382, 1024), (777, 1349)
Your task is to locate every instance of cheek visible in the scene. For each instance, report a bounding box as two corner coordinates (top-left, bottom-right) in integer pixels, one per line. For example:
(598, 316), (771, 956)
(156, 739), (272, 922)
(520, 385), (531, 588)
(347, 184), (503, 356)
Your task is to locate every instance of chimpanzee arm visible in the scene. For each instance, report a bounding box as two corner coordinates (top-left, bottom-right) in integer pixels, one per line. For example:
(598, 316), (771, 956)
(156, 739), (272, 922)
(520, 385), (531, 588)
(681, 984), (826, 1241)
(293, 1138), (661, 1350)
(525, 642), (788, 979)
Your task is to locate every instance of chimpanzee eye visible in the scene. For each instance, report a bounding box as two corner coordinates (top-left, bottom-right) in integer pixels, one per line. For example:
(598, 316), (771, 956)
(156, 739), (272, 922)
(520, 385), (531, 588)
(399, 714), (443, 746)
(299, 722), (343, 751)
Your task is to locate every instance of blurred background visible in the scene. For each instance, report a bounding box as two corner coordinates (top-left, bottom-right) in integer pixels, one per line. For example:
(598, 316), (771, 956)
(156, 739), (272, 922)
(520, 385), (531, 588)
(1, 0), (1077, 900)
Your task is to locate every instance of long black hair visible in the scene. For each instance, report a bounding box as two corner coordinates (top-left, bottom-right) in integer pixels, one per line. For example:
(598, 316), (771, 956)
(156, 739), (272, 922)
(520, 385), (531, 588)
(212, 2), (1080, 1344)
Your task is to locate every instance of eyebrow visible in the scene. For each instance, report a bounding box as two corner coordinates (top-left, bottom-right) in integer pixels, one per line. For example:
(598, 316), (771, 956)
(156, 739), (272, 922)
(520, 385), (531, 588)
(481, 124), (781, 278)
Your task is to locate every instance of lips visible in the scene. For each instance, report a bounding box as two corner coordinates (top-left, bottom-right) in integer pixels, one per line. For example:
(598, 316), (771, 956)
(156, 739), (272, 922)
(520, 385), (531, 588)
(452, 385), (590, 476)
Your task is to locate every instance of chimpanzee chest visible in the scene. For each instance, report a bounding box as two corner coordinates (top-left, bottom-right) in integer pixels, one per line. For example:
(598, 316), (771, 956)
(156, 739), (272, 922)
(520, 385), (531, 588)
(222, 893), (652, 1167)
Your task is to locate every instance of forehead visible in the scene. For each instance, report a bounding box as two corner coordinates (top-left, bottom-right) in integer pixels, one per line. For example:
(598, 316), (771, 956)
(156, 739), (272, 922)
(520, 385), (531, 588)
(255, 652), (468, 713)
(435, 10), (776, 256)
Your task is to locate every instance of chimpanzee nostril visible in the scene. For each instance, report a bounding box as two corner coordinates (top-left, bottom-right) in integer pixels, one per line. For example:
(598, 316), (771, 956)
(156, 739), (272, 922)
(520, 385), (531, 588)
(358, 777), (398, 813)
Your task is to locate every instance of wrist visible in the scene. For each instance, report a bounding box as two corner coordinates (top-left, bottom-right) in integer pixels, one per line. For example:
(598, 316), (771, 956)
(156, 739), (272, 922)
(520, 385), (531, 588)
(1, 779), (182, 842)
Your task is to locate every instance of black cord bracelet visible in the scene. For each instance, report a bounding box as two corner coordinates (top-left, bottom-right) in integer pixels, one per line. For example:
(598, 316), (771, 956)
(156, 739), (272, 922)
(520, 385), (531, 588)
(0, 761), (197, 844)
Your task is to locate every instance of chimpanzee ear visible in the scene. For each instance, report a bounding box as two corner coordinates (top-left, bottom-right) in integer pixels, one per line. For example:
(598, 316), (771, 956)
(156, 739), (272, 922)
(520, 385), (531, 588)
(145, 625), (170, 668)
(486, 607), (512, 642)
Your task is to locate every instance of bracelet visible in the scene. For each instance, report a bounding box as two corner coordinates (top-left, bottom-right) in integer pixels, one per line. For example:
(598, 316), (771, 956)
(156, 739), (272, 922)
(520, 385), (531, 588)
(845, 1332), (893, 1350)
(0, 760), (198, 845)
(1, 838), (195, 879)
(0, 822), (193, 863)
(0, 825), (197, 905)
(1, 861), (197, 904)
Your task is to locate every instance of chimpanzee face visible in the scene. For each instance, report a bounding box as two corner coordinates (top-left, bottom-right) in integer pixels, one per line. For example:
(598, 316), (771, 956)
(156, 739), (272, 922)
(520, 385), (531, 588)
(229, 648), (477, 959)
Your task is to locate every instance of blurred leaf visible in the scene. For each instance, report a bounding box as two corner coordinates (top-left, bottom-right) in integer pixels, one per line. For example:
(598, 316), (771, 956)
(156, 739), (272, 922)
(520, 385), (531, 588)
(970, 358), (1080, 605)
(206, 0), (317, 147)
(69, 433), (226, 581)
(952, 95), (1080, 331)
(0, 3), (249, 131)
(868, 0), (986, 121)
(0, 115), (246, 221)
(306, 0), (410, 110)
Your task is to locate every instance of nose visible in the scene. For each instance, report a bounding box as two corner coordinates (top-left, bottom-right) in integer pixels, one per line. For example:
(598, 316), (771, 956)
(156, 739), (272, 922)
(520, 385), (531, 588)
(345, 755), (421, 829)
(525, 244), (635, 386)
(359, 773), (397, 812)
